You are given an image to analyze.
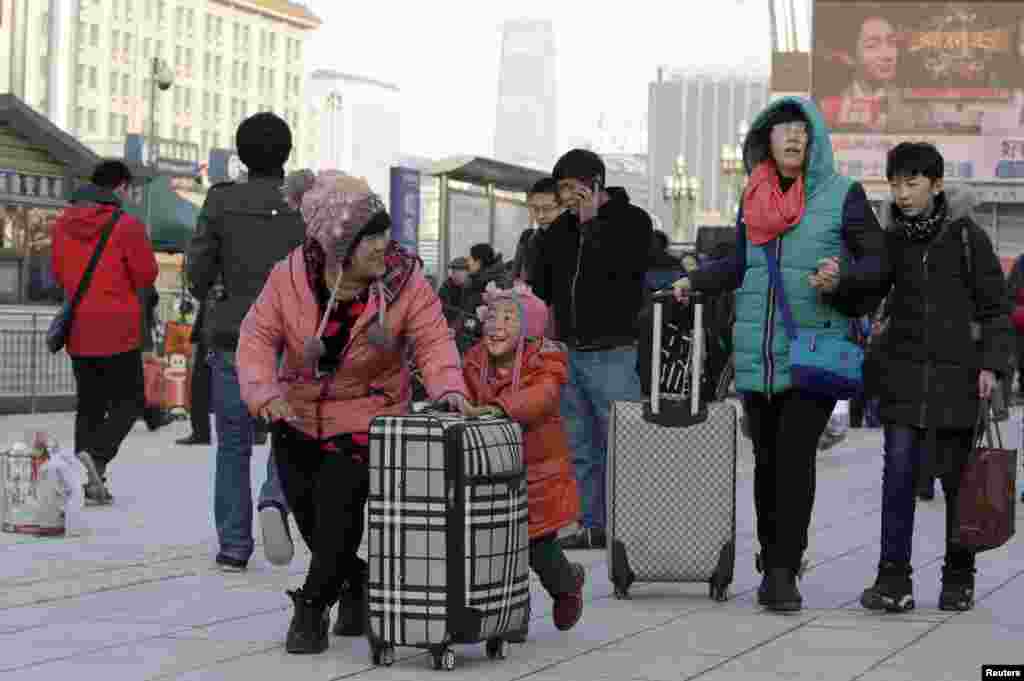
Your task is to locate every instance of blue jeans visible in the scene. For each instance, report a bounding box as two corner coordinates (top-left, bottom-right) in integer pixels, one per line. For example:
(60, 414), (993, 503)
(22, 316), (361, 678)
(881, 425), (975, 569)
(560, 346), (643, 530)
(210, 351), (288, 563)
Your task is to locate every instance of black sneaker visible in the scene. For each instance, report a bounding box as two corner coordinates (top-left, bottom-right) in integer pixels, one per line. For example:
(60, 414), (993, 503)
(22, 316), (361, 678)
(558, 528), (606, 550)
(860, 562), (915, 612)
(917, 478), (936, 501)
(939, 567), (975, 612)
(761, 567), (802, 612)
(176, 433), (212, 446)
(215, 554), (248, 573)
(755, 553), (769, 605)
(286, 589), (329, 654)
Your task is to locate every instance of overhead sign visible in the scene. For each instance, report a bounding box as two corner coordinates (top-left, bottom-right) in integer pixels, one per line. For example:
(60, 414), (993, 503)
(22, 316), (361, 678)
(389, 167), (420, 254)
(208, 148), (245, 184)
(124, 134), (199, 178)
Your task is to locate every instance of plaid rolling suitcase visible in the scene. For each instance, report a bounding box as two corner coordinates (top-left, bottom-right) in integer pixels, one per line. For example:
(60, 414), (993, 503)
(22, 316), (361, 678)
(608, 292), (738, 601)
(366, 411), (530, 671)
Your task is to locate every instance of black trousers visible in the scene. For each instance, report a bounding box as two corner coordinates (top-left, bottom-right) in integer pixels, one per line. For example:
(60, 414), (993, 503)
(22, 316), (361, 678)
(71, 349), (145, 472)
(274, 425), (370, 606)
(742, 389), (837, 571)
(188, 343), (212, 439)
(530, 533), (577, 596)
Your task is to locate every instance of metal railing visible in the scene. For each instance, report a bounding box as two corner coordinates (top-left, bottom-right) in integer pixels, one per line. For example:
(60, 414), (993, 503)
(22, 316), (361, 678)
(0, 309), (75, 411)
(0, 288), (191, 413)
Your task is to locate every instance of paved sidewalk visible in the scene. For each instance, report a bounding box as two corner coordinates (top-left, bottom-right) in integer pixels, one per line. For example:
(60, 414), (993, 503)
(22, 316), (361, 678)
(0, 411), (1022, 680)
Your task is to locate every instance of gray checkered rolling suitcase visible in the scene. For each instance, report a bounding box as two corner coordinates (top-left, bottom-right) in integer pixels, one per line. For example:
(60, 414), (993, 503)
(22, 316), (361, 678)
(366, 411), (530, 671)
(608, 293), (737, 601)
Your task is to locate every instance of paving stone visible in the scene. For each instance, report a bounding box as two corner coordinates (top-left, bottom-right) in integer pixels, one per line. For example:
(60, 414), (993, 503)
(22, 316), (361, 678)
(0, 620), (175, 672)
(6, 636), (272, 681)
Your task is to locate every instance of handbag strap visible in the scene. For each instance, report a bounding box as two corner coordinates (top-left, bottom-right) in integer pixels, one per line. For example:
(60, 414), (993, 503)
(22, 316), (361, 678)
(973, 399), (1004, 450)
(67, 209), (121, 315)
(762, 243), (798, 341)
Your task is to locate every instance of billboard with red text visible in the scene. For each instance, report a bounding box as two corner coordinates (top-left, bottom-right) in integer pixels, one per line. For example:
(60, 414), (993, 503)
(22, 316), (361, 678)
(812, 1), (1024, 181)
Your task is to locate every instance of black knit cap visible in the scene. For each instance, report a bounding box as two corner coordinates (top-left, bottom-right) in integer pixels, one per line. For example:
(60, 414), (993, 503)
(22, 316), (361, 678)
(552, 149), (606, 187)
(235, 112), (292, 173)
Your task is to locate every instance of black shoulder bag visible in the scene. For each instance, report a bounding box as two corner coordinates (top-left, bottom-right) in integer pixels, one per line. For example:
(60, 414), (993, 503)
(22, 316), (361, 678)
(47, 209), (122, 354)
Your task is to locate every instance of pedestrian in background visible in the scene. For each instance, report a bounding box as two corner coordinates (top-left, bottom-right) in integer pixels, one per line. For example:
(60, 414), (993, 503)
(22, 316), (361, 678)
(52, 160), (158, 505)
(187, 112), (304, 572)
(513, 177), (562, 283)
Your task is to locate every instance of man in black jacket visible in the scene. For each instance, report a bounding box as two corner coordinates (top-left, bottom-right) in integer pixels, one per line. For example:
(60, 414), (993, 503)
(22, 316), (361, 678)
(531, 149), (653, 550)
(187, 113), (305, 572)
(860, 142), (1012, 614)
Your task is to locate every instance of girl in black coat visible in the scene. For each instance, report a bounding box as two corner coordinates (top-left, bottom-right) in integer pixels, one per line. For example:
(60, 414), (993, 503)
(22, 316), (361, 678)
(861, 143), (1012, 614)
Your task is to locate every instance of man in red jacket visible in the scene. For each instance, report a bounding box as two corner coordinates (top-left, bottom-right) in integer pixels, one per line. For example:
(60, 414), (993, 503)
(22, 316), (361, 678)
(52, 160), (158, 504)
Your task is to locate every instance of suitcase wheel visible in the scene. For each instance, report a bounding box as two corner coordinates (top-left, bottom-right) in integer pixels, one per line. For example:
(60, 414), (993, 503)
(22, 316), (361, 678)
(371, 644), (394, 667)
(709, 581), (730, 602)
(431, 647), (457, 671)
(485, 638), (507, 660)
(612, 581), (632, 600)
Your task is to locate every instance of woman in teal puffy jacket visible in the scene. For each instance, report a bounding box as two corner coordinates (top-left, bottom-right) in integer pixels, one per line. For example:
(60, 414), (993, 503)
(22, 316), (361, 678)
(673, 98), (889, 612)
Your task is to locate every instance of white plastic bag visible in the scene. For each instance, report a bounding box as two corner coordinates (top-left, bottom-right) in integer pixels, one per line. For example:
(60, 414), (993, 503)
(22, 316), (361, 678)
(49, 446), (88, 536)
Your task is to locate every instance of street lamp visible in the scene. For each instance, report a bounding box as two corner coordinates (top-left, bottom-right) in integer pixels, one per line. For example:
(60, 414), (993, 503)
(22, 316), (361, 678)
(719, 120), (749, 219)
(662, 155), (700, 244)
(145, 58), (174, 237)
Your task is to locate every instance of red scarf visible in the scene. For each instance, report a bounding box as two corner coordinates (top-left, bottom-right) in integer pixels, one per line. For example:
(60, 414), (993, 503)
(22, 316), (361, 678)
(743, 161), (806, 245)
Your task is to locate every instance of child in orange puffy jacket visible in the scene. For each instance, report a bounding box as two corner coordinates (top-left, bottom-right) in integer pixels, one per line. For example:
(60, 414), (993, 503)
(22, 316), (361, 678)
(462, 281), (584, 632)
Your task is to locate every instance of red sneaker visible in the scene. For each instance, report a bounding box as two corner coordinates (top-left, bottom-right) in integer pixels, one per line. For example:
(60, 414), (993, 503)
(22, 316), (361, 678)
(553, 563), (585, 631)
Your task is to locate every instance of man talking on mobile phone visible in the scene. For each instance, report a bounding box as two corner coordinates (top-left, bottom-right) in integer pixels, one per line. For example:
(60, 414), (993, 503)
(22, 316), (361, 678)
(530, 149), (653, 550)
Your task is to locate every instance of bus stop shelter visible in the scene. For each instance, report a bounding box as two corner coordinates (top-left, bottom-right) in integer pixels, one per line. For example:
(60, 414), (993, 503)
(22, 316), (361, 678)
(429, 156), (547, 282)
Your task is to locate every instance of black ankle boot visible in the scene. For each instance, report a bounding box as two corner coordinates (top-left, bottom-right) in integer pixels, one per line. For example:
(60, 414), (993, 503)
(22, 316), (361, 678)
(762, 567), (802, 612)
(939, 566), (975, 612)
(286, 589), (329, 654)
(861, 561), (914, 612)
(332, 580), (366, 636)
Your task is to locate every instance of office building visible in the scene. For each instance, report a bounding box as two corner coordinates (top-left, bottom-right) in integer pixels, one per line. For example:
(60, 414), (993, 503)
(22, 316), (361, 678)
(307, 69), (401, 206)
(494, 18), (557, 170)
(3, 0), (320, 169)
(648, 65), (769, 228)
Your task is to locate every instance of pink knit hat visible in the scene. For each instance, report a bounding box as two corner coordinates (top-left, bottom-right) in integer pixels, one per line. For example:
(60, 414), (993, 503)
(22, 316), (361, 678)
(282, 169), (386, 263)
(476, 281), (550, 388)
(282, 169), (393, 367)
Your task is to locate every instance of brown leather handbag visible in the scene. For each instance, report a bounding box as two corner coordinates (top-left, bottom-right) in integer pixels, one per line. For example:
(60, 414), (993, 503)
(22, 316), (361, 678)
(954, 403), (1017, 552)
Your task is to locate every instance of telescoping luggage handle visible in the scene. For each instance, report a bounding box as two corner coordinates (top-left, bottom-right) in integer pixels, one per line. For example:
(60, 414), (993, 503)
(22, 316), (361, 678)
(646, 290), (706, 427)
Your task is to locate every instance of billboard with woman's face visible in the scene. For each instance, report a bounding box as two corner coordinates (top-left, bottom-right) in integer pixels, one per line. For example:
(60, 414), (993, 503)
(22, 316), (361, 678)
(813, 1), (1024, 182)
(814, 2), (1024, 134)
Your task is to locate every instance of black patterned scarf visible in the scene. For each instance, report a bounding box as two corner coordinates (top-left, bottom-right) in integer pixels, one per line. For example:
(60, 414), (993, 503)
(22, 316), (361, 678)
(891, 192), (948, 243)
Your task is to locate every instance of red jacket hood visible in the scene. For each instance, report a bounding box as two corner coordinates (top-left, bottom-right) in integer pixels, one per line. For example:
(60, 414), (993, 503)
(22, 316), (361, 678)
(55, 204), (122, 242)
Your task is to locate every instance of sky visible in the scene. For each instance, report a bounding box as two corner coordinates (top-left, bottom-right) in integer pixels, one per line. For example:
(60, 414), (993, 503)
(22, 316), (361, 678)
(303, 0), (813, 162)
